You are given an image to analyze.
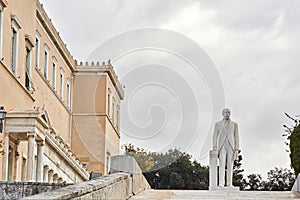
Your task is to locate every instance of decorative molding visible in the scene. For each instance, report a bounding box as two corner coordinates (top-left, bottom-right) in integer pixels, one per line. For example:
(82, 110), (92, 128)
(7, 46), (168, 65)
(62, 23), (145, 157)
(0, 0), (7, 9)
(36, 2), (75, 72)
(25, 34), (35, 49)
(11, 15), (22, 30)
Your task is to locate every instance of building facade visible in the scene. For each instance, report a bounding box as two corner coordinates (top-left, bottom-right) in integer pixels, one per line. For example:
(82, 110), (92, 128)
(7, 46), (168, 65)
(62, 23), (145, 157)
(0, 0), (124, 183)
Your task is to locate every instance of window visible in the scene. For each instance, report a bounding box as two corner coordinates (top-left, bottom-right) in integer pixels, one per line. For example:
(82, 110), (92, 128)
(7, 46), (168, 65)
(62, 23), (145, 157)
(25, 35), (35, 92)
(35, 31), (40, 68)
(52, 57), (57, 89)
(112, 97), (115, 123)
(11, 28), (17, 74)
(106, 151), (111, 175)
(25, 48), (31, 90)
(0, 5), (6, 57)
(59, 68), (64, 99)
(0, 11), (2, 57)
(66, 79), (70, 107)
(107, 90), (111, 116)
(44, 45), (49, 79)
(11, 15), (21, 75)
(117, 105), (119, 128)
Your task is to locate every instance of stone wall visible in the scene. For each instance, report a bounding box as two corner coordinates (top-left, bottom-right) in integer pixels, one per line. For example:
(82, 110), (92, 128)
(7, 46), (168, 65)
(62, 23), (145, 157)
(20, 155), (151, 199)
(0, 182), (71, 200)
(110, 155), (151, 194)
(22, 173), (137, 199)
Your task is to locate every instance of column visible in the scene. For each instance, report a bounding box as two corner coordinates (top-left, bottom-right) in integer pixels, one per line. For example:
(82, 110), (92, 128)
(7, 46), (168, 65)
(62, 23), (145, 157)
(209, 150), (218, 190)
(21, 158), (26, 182)
(53, 174), (58, 183)
(26, 133), (36, 182)
(36, 141), (45, 182)
(13, 140), (20, 181)
(48, 170), (54, 183)
(43, 165), (49, 183)
(2, 132), (9, 181)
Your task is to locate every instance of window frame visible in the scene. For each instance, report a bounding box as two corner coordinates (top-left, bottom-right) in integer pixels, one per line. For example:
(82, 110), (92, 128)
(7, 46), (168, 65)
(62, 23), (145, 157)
(52, 56), (57, 90)
(11, 15), (21, 75)
(59, 68), (65, 99)
(66, 79), (71, 108)
(35, 31), (41, 68)
(44, 44), (49, 79)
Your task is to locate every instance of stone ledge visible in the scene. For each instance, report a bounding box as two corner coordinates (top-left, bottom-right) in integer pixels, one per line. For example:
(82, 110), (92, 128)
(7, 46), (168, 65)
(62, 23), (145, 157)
(22, 173), (131, 200)
(209, 186), (240, 192)
(0, 182), (72, 200)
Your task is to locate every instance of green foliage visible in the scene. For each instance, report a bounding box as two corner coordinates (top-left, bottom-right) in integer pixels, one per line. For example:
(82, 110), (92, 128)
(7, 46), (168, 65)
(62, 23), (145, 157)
(290, 125), (300, 175)
(233, 151), (245, 189)
(263, 167), (295, 191)
(243, 168), (295, 191)
(244, 174), (262, 190)
(123, 143), (155, 172)
(124, 144), (209, 190)
(283, 113), (300, 175)
(146, 152), (209, 190)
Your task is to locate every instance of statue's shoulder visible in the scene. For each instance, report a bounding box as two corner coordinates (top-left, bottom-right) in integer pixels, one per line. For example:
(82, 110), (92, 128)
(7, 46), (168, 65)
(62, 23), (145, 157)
(231, 121), (238, 126)
(215, 120), (223, 126)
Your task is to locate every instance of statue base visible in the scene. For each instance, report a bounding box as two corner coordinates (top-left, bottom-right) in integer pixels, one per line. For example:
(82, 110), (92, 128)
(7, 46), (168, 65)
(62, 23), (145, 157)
(209, 186), (240, 192)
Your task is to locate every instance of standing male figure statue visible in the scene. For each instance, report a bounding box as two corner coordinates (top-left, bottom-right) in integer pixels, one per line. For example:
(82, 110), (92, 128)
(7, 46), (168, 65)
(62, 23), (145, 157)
(212, 108), (239, 187)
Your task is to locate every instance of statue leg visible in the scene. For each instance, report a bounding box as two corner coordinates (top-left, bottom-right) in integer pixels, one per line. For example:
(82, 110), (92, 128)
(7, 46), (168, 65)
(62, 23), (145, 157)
(219, 146), (226, 187)
(226, 147), (234, 187)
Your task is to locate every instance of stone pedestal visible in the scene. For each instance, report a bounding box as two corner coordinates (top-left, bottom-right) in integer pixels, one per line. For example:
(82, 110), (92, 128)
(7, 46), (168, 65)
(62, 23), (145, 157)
(209, 150), (218, 190)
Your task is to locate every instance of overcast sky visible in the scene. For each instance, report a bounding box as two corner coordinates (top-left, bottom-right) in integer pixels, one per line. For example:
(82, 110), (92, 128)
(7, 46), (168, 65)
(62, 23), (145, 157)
(40, 0), (300, 179)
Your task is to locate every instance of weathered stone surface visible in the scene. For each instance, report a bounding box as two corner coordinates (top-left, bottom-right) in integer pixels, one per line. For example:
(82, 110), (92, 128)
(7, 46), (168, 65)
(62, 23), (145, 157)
(22, 173), (133, 200)
(110, 155), (151, 195)
(130, 190), (300, 200)
(0, 182), (71, 200)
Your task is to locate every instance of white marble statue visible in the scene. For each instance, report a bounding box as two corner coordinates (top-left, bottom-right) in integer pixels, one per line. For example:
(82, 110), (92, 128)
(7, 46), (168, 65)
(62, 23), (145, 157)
(212, 108), (239, 188)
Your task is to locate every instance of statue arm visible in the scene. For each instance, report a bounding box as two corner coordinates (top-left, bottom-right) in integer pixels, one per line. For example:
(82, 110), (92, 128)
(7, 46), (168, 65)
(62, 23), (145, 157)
(212, 123), (218, 150)
(234, 123), (240, 150)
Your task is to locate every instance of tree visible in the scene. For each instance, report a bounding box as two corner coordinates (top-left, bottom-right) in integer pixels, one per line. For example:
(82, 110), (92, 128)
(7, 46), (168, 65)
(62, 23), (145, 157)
(263, 167), (295, 191)
(233, 151), (245, 189)
(283, 113), (300, 175)
(123, 143), (155, 172)
(244, 174), (262, 190)
(124, 145), (210, 190)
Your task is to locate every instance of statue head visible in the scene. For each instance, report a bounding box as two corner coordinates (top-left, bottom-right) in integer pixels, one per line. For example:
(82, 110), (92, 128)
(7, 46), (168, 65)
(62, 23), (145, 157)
(222, 108), (231, 120)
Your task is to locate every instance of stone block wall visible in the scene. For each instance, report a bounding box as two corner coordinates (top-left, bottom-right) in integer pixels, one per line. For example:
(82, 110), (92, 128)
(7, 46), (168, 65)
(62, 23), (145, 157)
(110, 155), (151, 194)
(0, 182), (71, 200)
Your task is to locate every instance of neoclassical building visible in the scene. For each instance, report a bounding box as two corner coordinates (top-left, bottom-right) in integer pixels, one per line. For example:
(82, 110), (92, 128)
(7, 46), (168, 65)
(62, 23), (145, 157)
(0, 0), (124, 183)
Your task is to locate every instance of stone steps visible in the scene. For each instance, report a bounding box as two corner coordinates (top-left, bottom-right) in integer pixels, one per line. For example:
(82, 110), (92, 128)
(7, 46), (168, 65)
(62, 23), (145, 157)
(130, 190), (300, 200)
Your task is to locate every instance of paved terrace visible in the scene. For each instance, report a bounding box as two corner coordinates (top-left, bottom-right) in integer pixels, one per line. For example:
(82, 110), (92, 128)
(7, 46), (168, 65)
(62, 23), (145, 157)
(130, 190), (300, 200)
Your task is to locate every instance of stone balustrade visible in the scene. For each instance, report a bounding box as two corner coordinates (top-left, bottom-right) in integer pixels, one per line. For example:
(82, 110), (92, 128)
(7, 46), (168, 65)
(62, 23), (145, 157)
(45, 128), (89, 181)
(22, 173), (139, 199)
(21, 155), (151, 199)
